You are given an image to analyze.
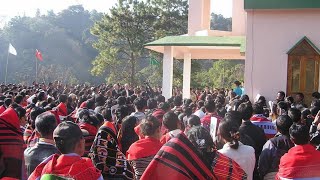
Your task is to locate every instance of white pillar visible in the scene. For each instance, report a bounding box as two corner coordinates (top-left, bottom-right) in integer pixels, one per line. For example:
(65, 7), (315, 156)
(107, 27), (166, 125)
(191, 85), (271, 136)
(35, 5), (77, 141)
(162, 46), (174, 100)
(183, 53), (192, 99)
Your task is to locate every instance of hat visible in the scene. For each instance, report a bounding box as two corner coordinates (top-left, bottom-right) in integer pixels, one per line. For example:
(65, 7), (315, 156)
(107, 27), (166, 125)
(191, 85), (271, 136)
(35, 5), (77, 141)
(53, 121), (83, 140)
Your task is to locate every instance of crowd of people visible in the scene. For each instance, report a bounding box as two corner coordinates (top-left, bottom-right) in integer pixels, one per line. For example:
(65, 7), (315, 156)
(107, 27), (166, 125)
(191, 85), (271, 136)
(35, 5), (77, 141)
(1, 80), (320, 180)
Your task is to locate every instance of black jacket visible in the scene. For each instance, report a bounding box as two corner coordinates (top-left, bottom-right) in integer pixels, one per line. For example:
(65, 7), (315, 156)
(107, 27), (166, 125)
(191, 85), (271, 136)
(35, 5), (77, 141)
(24, 142), (60, 177)
(258, 134), (294, 178)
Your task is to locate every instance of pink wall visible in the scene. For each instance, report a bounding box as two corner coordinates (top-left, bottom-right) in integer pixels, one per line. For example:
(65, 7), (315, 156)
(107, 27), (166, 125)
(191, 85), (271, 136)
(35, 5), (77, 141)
(245, 10), (320, 102)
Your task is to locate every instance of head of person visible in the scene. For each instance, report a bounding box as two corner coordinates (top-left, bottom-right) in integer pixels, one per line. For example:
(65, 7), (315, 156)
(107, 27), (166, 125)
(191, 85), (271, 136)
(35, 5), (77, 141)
(140, 115), (161, 139)
(113, 84), (119, 91)
(285, 96), (294, 106)
(4, 98), (12, 108)
(204, 100), (215, 113)
(147, 98), (157, 110)
(120, 116), (139, 152)
(289, 124), (310, 145)
(133, 97), (147, 112)
(115, 105), (130, 124)
(277, 91), (286, 101)
(163, 111), (181, 131)
(288, 108), (301, 124)
(224, 111), (242, 127)
(186, 126), (215, 163)
(95, 94), (105, 107)
(173, 96), (182, 107)
(37, 91), (47, 102)
(86, 99), (95, 110)
(185, 115), (201, 133)
(240, 95), (250, 103)
(59, 94), (68, 104)
(14, 94), (23, 105)
(252, 103), (264, 115)
(234, 81), (241, 87)
(156, 95), (165, 104)
(311, 99), (320, 108)
(78, 109), (100, 129)
(218, 121), (240, 149)
(53, 121), (85, 156)
(237, 102), (253, 121)
(11, 104), (27, 126)
(295, 93), (305, 103)
(276, 115), (293, 135)
(35, 112), (57, 139)
(277, 101), (289, 115)
(117, 96), (127, 106)
(30, 107), (46, 129)
(312, 92), (320, 100)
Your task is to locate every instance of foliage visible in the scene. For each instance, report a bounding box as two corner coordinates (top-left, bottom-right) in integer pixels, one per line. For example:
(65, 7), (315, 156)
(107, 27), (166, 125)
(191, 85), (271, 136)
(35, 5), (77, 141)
(0, 5), (103, 84)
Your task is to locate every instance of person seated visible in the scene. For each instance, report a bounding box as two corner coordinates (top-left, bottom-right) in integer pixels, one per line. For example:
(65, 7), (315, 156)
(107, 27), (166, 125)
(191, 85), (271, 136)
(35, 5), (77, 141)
(250, 103), (277, 139)
(0, 105), (27, 180)
(127, 116), (163, 179)
(201, 100), (223, 133)
(90, 115), (134, 179)
(218, 121), (255, 180)
(184, 114), (201, 134)
(24, 107), (45, 146)
(29, 121), (102, 180)
(293, 92), (308, 110)
(258, 115), (294, 180)
(187, 126), (247, 180)
(24, 112), (59, 177)
(288, 108), (302, 124)
(160, 111), (182, 144)
(77, 109), (102, 157)
(277, 124), (320, 179)
(130, 97), (147, 123)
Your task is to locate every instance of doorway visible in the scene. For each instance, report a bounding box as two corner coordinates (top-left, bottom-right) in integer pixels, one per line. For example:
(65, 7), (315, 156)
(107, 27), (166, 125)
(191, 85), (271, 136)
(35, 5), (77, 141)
(287, 37), (320, 105)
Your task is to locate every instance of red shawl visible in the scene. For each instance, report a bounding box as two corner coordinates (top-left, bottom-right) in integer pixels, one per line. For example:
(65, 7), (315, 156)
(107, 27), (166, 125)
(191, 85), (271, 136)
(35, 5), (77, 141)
(29, 154), (101, 180)
(0, 105), (6, 115)
(127, 137), (162, 160)
(0, 108), (24, 179)
(79, 123), (98, 136)
(276, 144), (320, 179)
(141, 133), (216, 180)
(57, 102), (67, 116)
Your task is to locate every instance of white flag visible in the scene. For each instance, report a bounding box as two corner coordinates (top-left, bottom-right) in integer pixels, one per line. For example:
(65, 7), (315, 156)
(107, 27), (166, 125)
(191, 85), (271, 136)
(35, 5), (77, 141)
(8, 43), (17, 56)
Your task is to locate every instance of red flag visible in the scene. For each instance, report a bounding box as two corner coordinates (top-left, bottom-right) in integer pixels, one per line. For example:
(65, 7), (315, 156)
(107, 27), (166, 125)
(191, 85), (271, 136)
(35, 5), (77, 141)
(35, 49), (43, 61)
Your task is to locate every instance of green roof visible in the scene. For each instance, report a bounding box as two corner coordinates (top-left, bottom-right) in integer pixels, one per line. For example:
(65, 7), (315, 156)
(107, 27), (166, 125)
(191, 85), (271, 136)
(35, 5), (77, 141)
(245, 0), (320, 10)
(145, 36), (246, 53)
(287, 36), (320, 55)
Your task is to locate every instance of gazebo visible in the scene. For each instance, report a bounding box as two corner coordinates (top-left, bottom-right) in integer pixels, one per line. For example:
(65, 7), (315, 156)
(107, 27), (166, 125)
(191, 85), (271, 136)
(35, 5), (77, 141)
(145, 0), (246, 100)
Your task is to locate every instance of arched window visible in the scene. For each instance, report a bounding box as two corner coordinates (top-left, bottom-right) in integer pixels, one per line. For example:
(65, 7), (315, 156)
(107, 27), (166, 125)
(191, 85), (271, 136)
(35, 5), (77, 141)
(287, 37), (320, 105)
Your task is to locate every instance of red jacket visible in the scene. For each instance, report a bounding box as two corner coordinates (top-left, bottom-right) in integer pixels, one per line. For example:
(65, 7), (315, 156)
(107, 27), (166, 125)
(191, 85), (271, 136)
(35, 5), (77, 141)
(277, 144), (320, 179)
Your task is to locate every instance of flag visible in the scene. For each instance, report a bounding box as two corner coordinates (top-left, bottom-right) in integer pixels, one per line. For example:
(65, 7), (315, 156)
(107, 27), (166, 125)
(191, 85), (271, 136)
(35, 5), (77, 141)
(35, 49), (43, 61)
(8, 43), (17, 56)
(150, 57), (160, 66)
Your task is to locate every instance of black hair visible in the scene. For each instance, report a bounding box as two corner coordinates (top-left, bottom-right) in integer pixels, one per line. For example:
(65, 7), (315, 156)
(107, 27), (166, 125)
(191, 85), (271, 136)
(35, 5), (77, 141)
(86, 99), (95, 110)
(204, 100), (215, 113)
(14, 94), (23, 104)
(35, 112), (57, 137)
(184, 99), (193, 107)
(156, 95), (165, 103)
(289, 124), (309, 145)
(117, 96), (127, 106)
(147, 98), (157, 110)
(218, 121), (240, 149)
(278, 101), (289, 112)
(312, 92), (320, 99)
(288, 108), (301, 123)
(140, 115), (161, 136)
(158, 102), (170, 112)
(173, 96), (182, 107)
(59, 94), (68, 103)
(296, 92), (305, 100)
(311, 99), (320, 108)
(30, 107), (46, 129)
(278, 91), (286, 98)
(133, 97), (147, 111)
(183, 106), (193, 117)
(163, 111), (179, 131)
(37, 91), (46, 101)
(115, 105), (130, 124)
(224, 111), (242, 127)
(95, 95), (105, 107)
(79, 110), (100, 128)
(12, 104), (26, 119)
(4, 98), (12, 107)
(187, 115), (201, 127)
(252, 103), (264, 114)
(120, 116), (139, 154)
(237, 102), (253, 120)
(285, 96), (294, 105)
(276, 115), (293, 135)
(310, 106), (320, 116)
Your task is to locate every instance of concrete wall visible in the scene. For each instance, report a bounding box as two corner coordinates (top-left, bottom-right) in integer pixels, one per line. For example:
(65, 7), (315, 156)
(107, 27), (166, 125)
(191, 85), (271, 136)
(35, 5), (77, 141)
(245, 10), (320, 102)
(232, 0), (246, 35)
(188, 0), (211, 35)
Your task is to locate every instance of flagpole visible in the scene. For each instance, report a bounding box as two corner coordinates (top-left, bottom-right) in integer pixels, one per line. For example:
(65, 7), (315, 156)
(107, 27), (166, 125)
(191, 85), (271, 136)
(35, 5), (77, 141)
(35, 56), (38, 84)
(5, 50), (9, 85)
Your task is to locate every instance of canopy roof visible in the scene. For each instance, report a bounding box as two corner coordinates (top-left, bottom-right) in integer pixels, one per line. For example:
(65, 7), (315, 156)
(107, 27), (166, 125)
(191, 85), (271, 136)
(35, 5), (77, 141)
(145, 36), (246, 60)
(245, 0), (320, 10)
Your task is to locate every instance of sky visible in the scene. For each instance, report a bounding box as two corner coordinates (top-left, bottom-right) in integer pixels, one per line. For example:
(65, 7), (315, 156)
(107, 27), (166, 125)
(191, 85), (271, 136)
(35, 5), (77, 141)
(0, 0), (232, 25)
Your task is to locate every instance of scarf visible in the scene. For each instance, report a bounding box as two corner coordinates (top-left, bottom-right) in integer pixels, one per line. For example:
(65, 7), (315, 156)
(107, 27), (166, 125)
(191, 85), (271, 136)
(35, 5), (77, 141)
(127, 137), (162, 160)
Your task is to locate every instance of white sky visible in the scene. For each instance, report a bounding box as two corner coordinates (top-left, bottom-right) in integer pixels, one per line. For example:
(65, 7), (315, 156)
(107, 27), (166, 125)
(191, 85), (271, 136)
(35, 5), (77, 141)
(0, 0), (232, 25)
